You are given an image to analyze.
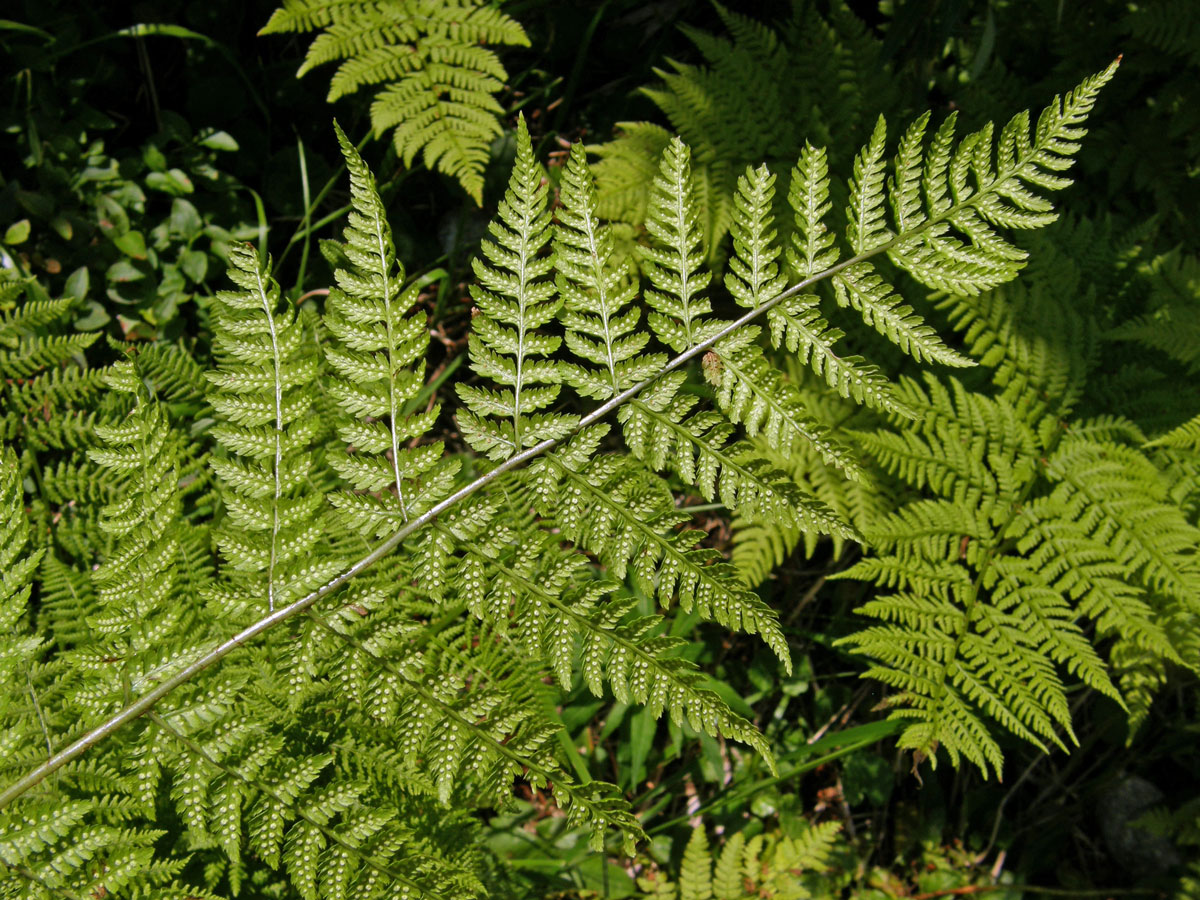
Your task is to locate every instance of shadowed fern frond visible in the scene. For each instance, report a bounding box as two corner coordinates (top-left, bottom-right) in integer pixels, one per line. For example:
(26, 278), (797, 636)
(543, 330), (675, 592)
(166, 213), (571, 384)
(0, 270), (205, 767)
(261, 0), (530, 202)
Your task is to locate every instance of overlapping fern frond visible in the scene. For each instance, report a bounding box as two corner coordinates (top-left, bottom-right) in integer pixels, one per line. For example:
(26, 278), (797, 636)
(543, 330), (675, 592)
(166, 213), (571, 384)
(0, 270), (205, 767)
(0, 274), (105, 451)
(840, 280), (1199, 774)
(261, 0), (529, 202)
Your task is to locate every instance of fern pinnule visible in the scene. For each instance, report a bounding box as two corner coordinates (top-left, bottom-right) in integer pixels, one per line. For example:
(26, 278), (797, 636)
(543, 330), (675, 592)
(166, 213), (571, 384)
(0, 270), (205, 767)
(324, 123), (457, 536)
(456, 116), (577, 460)
(555, 142), (665, 400)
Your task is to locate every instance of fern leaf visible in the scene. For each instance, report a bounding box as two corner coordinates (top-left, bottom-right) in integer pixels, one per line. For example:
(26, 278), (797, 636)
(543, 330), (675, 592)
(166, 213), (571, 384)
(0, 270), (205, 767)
(206, 244), (340, 617)
(0, 446), (44, 721)
(262, 0), (530, 202)
(767, 294), (911, 416)
(556, 142), (666, 400)
(456, 116), (577, 459)
(72, 362), (212, 715)
(530, 428), (792, 669)
(324, 123), (458, 535)
(787, 143), (840, 280)
(619, 371), (853, 537)
(642, 138), (718, 352)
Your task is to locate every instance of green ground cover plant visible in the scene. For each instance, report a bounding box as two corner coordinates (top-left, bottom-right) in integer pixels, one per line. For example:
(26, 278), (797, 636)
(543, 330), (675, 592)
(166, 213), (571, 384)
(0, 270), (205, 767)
(1, 2), (1197, 898)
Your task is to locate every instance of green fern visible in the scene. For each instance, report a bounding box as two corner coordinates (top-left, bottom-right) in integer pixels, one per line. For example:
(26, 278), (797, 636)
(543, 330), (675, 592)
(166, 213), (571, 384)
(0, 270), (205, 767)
(636, 822), (843, 900)
(0, 58), (1139, 899)
(261, 0), (530, 202)
(206, 243), (341, 618)
(325, 122), (459, 535)
(455, 116), (577, 459)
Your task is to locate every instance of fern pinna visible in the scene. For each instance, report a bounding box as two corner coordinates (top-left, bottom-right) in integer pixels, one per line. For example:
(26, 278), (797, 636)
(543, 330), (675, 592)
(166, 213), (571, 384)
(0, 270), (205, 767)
(1, 57), (1167, 898)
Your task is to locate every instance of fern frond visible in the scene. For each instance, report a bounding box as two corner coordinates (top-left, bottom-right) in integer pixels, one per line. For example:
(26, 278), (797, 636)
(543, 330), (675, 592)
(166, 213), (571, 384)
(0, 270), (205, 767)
(417, 499), (776, 769)
(639, 821), (843, 900)
(262, 0), (530, 202)
(619, 371), (853, 537)
(70, 362), (213, 716)
(0, 446), (45, 736)
(1147, 412), (1200, 450)
(767, 293), (911, 416)
(455, 117), (577, 459)
(325, 123), (458, 535)
(716, 165), (861, 471)
(840, 368), (1197, 774)
(642, 138), (718, 353)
